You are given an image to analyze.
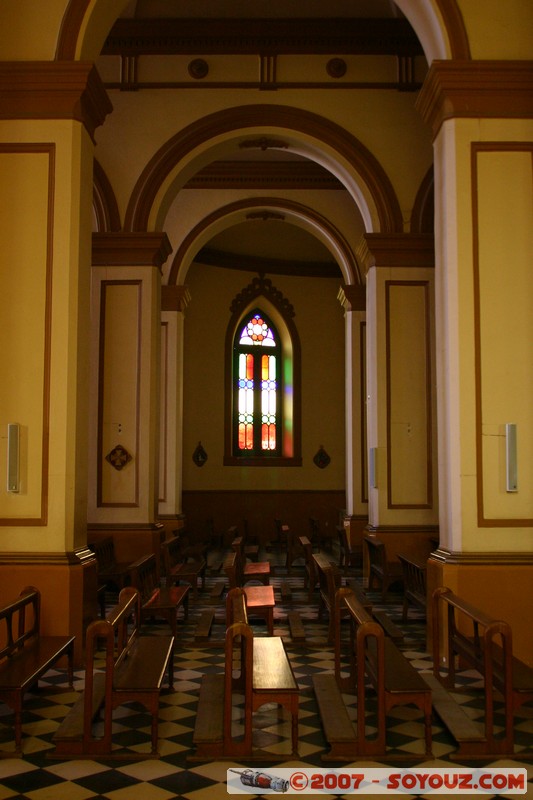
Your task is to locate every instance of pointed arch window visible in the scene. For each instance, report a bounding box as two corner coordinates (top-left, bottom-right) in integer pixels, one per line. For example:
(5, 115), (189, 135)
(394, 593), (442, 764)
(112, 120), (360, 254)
(234, 310), (281, 457)
(225, 277), (302, 467)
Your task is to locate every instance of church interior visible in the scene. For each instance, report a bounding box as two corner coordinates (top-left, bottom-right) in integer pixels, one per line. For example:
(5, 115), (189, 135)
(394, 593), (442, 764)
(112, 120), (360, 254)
(0, 0), (532, 796)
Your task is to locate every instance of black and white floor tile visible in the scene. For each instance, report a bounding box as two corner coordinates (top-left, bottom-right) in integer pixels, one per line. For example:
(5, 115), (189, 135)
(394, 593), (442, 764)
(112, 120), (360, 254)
(0, 547), (531, 799)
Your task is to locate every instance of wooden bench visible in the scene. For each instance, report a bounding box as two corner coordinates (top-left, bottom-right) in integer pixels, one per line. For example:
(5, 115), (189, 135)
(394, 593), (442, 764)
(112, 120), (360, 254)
(128, 553), (190, 652)
(364, 535), (403, 601)
(88, 536), (133, 591)
(52, 587), (174, 759)
(313, 552), (371, 643)
(298, 535), (318, 601)
(313, 587), (432, 761)
(430, 586), (533, 759)
(192, 588), (299, 760)
(225, 547), (270, 586)
(230, 527), (259, 562)
(337, 525), (363, 572)
(224, 552), (275, 633)
(309, 517), (334, 551)
(161, 535), (206, 599)
(285, 525), (305, 574)
(0, 586), (74, 755)
(398, 553), (427, 620)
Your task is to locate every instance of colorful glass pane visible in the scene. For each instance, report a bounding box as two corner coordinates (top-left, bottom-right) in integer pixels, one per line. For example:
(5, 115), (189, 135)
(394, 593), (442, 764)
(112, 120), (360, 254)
(239, 313), (276, 347)
(261, 354), (276, 450)
(237, 353), (254, 450)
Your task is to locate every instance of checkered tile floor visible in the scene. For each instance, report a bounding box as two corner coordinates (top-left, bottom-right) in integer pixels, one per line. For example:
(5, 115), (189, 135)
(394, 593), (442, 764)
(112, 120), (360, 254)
(0, 547), (531, 799)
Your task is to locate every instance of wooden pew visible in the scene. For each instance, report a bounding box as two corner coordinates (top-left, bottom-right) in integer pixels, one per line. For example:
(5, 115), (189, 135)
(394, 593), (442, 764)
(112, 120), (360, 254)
(364, 535), (403, 601)
(88, 536), (133, 591)
(337, 525), (363, 572)
(430, 586), (533, 759)
(299, 535), (318, 601)
(224, 552), (275, 633)
(398, 553), (427, 620)
(192, 588), (299, 760)
(313, 552), (371, 643)
(52, 587), (174, 759)
(128, 554), (190, 652)
(161, 535), (206, 599)
(285, 525), (305, 573)
(313, 587), (432, 761)
(0, 587), (74, 755)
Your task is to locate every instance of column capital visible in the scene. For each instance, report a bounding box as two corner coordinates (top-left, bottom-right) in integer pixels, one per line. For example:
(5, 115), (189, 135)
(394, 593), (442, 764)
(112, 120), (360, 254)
(357, 233), (434, 275)
(162, 285), (191, 312)
(92, 232), (172, 270)
(416, 60), (533, 140)
(0, 62), (113, 141)
(337, 284), (365, 311)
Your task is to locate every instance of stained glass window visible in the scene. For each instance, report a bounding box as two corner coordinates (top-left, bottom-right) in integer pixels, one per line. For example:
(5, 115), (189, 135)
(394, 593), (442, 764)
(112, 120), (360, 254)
(233, 310), (280, 457)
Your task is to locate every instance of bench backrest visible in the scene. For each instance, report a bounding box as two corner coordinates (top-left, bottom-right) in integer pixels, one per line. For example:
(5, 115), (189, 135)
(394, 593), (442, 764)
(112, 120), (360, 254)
(84, 586), (141, 742)
(161, 536), (183, 575)
(313, 553), (341, 601)
(363, 536), (386, 572)
(0, 586), (40, 660)
(398, 554), (426, 598)
(226, 587), (249, 627)
(224, 620), (253, 751)
(89, 537), (116, 570)
(334, 587), (385, 745)
(128, 553), (159, 603)
(224, 551), (240, 588)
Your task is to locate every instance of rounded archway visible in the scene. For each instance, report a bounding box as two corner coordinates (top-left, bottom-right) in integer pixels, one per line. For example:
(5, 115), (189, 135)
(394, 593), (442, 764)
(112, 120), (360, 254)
(167, 197), (360, 287)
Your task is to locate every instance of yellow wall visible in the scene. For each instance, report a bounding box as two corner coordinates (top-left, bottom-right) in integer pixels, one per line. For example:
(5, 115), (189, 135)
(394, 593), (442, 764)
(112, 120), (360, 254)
(182, 264), (345, 491)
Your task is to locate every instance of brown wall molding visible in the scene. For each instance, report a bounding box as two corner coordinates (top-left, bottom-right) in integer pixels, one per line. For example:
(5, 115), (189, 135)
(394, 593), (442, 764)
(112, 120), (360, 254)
(87, 522), (164, 531)
(337, 284), (366, 311)
(0, 550), (89, 565)
(430, 548), (533, 566)
(0, 62), (112, 141)
(471, 142), (533, 529)
(366, 524), (439, 534)
(92, 232), (172, 268)
(410, 166), (434, 234)
(93, 159), (121, 232)
(186, 160), (344, 190)
(102, 17), (423, 58)
(416, 60), (533, 140)
(0, 144), (55, 527)
(125, 104), (403, 235)
(386, 280), (433, 509)
(161, 285), (192, 312)
(357, 233), (435, 274)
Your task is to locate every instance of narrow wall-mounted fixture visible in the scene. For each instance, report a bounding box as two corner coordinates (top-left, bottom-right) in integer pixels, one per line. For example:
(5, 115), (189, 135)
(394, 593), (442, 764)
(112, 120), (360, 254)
(369, 447), (378, 489)
(7, 423), (20, 492)
(505, 423), (518, 492)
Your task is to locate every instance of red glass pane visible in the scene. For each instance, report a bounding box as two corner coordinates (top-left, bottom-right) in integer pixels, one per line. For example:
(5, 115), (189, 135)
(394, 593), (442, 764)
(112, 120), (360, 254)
(246, 353), (254, 380)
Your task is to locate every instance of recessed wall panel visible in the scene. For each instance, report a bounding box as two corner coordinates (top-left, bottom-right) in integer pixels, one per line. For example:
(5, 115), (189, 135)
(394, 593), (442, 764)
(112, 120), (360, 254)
(387, 281), (431, 508)
(0, 147), (52, 523)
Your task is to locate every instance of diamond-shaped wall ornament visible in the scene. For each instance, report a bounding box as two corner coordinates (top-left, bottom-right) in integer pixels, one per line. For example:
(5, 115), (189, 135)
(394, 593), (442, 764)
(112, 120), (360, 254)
(105, 444), (133, 471)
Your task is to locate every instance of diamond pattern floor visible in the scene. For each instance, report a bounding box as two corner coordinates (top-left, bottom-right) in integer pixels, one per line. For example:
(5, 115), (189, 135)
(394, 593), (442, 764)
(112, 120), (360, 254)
(0, 547), (531, 799)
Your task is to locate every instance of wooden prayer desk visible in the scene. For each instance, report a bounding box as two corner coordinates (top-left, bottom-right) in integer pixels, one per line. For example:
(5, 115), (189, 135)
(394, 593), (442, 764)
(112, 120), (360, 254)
(244, 585), (275, 635)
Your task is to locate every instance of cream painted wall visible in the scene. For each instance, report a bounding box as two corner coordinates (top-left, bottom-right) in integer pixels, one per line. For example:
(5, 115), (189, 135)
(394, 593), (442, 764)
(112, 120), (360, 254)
(458, 0), (533, 60)
(93, 83), (432, 231)
(0, 119), (93, 553)
(434, 117), (533, 554)
(182, 264), (345, 491)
